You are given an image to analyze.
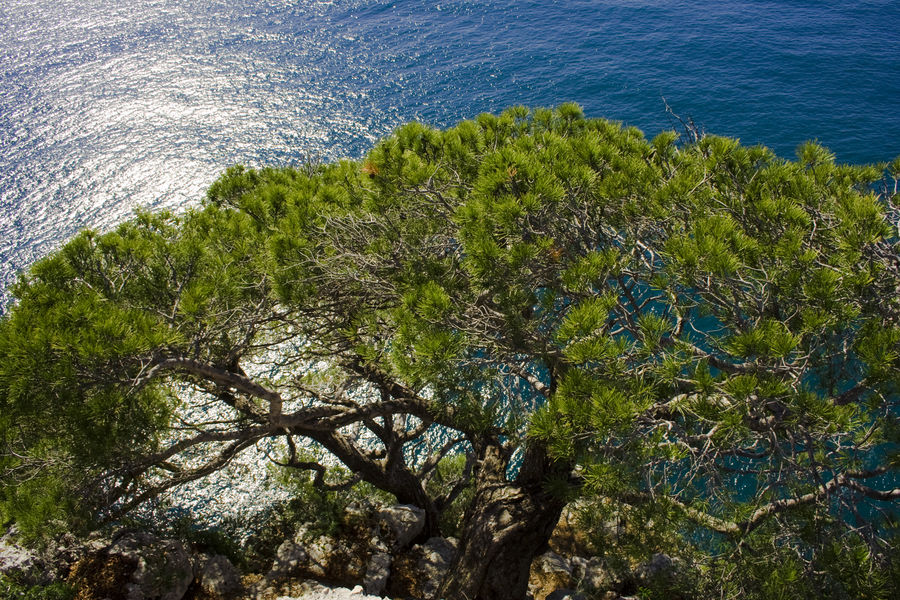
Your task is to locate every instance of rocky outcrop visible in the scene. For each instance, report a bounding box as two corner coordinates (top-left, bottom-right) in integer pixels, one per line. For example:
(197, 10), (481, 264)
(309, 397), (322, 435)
(362, 552), (391, 595)
(252, 503), (430, 598)
(0, 525), (46, 584)
(1, 525), (107, 586)
(67, 532), (192, 600)
(387, 536), (456, 599)
(312, 532), (370, 581)
(545, 590), (587, 600)
(569, 555), (611, 594)
(4, 500), (684, 600)
(258, 580), (389, 599)
(548, 502), (595, 558)
(636, 552), (679, 587)
(270, 537), (310, 579)
(194, 553), (242, 597)
(529, 551), (574, 600)
(265, 528), (368, 586)
(374, 504), (425, 550)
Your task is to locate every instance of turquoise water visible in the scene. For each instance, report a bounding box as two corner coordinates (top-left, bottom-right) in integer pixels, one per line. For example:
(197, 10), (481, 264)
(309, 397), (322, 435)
(2, 0), (899, 305)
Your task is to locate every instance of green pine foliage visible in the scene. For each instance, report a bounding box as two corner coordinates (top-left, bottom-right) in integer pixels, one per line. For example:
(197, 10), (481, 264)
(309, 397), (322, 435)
(1, 105), (898, 595)
(0, 577), (74, 600)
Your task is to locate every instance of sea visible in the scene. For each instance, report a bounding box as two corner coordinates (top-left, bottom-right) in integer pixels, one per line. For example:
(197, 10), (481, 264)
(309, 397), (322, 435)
(2, 0), (899, 526)
(2, 0), (900, 308)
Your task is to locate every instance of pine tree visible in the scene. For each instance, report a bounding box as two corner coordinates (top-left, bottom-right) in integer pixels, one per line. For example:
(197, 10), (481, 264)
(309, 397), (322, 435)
(2, 105), (898, 599)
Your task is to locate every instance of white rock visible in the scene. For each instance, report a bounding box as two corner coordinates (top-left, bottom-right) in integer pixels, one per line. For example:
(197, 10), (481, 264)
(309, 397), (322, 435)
(272, 539), (309, 576)
(274, 580), (392, 600)
(305, 535), (336, 578)
(198, 553), (241, 596)
(401, 536), (457, 599)
(533, 551), (572, 576)
(529, 551), (574, 600)
(546, 589), (586, 600)
(107, 532), (193, 600)
(570, 555), (609, 591)
(0, 526), (42, 581)
(637, 552), (677, 581)
(376, 504), (425, 549)
(363, 551), (391, 595)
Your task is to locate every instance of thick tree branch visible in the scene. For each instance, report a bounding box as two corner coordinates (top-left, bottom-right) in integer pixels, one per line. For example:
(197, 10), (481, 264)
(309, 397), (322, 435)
(139, 357), (283, 423)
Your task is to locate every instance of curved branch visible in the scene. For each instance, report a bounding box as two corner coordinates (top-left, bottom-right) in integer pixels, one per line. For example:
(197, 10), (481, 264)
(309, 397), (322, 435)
(100, 435), (263, 523)
(276, 456), (362, 491)
(618, 469), (900, 538)
(139, 357), (283, 423)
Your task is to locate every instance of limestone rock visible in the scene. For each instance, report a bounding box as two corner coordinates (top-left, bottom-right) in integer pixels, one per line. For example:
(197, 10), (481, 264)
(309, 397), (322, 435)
(387, 536), (456, 599)
(363, 551), (391, 595)
(69, 532), (192, 600)
(415, 537), (456, 599)
(112, 533), (192, 600)
(636, 552), (677, 583)
(307, 534), (368, 582)
(570, 555), (610, 593)
(0, 525), (46, 584)
(304, 535), (337, 579)
(270, 580), (390, 599)
(271, 539), (309, 577)
(529, 551), (573, 600)
(548, 502), (593, 557)
(375, 504), (425, 549)
(197, 553), (241, 597)
(266, 529), (368, 589)
(546, 589), (587, 600)
(2, 527), (112, 587)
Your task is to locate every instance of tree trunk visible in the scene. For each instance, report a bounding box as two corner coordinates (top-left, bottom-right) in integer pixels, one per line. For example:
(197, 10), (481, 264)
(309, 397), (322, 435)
(386, 464), (442, 541)
(436, 443), (568, 600)
(307, 429), (442, 539)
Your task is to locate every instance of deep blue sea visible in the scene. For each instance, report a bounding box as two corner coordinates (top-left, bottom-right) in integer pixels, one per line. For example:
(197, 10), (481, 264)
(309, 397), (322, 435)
(2, 0), (899, 307)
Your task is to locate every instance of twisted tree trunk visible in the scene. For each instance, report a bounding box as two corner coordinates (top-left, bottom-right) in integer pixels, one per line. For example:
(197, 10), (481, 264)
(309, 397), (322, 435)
(437, 443), (568, 600)
(308, 429), (442, 539)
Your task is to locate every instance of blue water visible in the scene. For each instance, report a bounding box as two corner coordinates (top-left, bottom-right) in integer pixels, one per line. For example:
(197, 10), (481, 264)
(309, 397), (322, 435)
(2, 0), (899, 306)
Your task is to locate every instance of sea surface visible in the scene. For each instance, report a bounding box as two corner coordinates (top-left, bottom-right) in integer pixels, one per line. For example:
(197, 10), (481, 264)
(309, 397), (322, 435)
(2, 0), (899, 525)
(2, 0), (900, 306)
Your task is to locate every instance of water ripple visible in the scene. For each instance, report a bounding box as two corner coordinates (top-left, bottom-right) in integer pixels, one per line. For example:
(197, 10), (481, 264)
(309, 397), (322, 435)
(2, 0), (899, 306)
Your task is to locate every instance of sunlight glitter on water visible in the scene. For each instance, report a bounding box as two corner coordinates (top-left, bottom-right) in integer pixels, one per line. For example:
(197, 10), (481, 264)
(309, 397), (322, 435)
(1, 1), (403, 304)
(3, 0), (899, 308)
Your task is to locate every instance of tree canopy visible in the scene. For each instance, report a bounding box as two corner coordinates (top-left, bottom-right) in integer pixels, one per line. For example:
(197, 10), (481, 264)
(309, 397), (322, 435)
(1, 105), (899, 599)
